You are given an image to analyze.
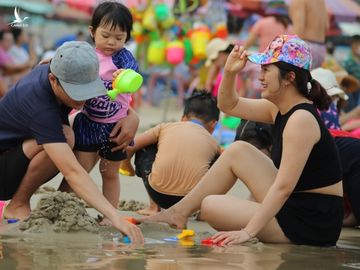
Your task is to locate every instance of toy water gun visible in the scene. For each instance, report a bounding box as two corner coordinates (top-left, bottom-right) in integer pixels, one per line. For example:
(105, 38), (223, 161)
(107, 69), (143, 100)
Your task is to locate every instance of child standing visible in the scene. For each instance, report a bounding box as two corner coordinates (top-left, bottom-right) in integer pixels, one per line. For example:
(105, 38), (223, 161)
(60, 2), (139, 224)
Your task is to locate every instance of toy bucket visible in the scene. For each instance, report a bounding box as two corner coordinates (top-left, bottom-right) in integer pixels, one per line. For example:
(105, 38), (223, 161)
(147, 40), (166, 65)
(155, 3), (170, 21)
(166, 41), (184, 65)
(142, 7), (157, 30)
(191, 31), (210, 59)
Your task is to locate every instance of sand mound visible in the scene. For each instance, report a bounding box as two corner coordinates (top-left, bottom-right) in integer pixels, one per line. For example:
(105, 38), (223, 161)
(118, 200), (147, 211)
(19, 192), (99, 233)
(34, 185), (57, 194)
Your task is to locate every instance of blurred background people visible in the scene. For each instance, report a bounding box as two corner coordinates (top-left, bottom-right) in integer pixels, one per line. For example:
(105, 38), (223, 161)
(0, 29), (33, 97)
(289, 0), (329, 68)
(243, 0), (293, 52)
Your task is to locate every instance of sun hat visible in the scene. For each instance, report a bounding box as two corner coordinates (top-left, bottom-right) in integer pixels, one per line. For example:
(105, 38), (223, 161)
(205, 38), (231, 67)
(248, 35), (312, 71)
(50, 41), (106, 101)
(265, 0), (288, 16)
(311, 68), (349, 100)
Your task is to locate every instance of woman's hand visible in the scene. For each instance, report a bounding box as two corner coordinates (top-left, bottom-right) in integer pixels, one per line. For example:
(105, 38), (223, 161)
(109, 109), (139, 151)
(224, 45), (249, 74)
(111, 216), (144, 244)
(211, 229), (253, 246)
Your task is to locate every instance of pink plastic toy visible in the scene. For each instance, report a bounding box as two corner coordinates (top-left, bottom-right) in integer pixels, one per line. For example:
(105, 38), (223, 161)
(166, 40), (185, 65)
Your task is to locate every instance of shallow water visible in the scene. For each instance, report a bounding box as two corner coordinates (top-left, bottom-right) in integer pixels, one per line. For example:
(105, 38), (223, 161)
(0, 223), (359, 270)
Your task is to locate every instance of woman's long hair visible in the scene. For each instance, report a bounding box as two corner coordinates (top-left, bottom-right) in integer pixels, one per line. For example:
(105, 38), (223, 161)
(273, 61), (332, 111)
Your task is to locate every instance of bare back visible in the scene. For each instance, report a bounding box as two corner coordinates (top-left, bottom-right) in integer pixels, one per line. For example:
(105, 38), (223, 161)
(290, 0), (329, 42)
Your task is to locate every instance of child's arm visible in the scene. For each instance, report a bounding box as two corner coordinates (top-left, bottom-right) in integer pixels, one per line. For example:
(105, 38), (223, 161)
(120, 127), (159, 176)
(127, 132), (158, 158)
(112, 48), (139, 72)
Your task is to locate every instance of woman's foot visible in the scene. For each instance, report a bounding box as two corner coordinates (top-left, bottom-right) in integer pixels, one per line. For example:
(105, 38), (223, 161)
(136, 207), (188, 229)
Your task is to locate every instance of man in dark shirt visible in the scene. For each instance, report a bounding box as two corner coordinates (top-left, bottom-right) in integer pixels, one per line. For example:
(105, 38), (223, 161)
(0, 41), (143, 243)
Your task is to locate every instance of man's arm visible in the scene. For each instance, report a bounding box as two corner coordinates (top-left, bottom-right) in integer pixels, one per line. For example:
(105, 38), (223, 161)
(43, 142), (143, 243)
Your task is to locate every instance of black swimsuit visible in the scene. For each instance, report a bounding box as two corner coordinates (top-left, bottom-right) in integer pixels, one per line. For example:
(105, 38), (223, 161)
(273, 103), (343, 246)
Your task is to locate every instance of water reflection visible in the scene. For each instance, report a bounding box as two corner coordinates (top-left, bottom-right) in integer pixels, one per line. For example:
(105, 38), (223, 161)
(0, 230), (359, 269)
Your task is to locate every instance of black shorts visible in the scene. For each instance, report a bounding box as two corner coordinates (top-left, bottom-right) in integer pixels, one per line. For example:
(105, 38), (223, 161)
(0, 145), (30, 200)
(276, 192), (343, 246)
(73, 113), (127, 161)
(134, 144), (183, 209)
(75, 141), (127, 161)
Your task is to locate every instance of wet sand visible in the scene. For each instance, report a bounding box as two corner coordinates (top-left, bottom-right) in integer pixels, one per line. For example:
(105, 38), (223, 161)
(0, 103), (359, 269)
(20, 192), (99, 233)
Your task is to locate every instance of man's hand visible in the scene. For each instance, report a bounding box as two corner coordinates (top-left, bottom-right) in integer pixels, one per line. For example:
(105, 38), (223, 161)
(111, 216), (144, 244)
(109, 108), (139, 151)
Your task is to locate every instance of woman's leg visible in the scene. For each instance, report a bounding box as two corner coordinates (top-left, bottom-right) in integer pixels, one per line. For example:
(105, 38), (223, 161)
(142, 141), (278, 228)
(200, 195), (289, 243)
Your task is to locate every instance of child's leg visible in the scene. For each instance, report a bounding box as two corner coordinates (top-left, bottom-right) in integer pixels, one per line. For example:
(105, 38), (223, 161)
(99, 158), (121, 208)
(59, 150), (99, 192)
(97, 158), (121, 226)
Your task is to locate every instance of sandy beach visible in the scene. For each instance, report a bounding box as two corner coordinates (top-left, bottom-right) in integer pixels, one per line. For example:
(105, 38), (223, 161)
(0, 98), (359, 270)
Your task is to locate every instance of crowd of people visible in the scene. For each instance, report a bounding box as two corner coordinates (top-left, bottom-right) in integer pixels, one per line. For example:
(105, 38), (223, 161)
(0, 0), (359, 247)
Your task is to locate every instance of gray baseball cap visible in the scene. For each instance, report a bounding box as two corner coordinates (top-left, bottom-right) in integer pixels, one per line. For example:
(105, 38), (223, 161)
(50, 41), (106, 101)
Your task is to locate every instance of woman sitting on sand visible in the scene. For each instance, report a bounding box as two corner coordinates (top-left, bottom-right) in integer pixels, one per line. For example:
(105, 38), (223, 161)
(139, 35), (343, 247)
